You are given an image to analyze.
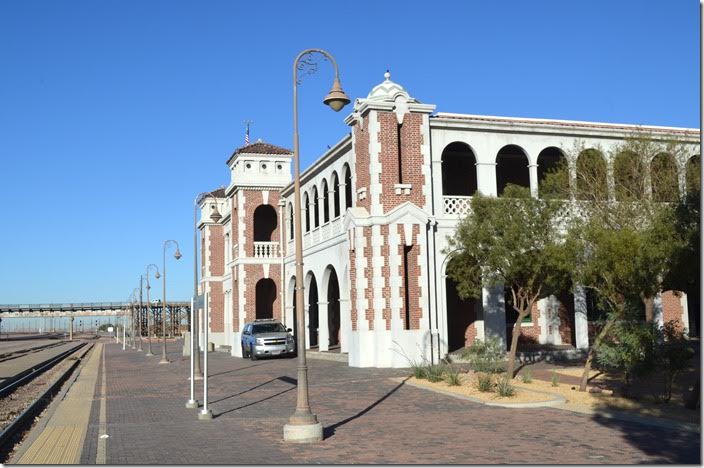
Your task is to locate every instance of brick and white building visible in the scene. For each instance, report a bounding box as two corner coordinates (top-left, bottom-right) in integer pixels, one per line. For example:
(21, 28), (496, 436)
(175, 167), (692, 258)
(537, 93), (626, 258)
(198, 71), (700, 368)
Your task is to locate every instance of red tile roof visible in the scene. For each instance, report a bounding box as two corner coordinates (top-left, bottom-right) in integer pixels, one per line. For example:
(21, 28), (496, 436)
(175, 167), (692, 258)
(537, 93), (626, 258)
(227, 141), (292, 165)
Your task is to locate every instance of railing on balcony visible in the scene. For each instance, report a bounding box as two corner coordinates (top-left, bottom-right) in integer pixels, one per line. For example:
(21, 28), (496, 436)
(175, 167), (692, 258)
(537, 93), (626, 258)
(253, 241), (281, 259)
(299, 216), (344, 252)
(443, 196), (472, 217)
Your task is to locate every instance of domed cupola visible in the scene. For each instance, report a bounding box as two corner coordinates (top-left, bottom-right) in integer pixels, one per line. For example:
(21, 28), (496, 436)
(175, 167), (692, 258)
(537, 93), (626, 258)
(366, 70), (417, 103)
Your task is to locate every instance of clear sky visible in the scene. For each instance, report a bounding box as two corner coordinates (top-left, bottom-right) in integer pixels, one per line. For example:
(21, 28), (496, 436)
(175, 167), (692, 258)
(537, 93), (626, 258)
(0, 0), (699, 304)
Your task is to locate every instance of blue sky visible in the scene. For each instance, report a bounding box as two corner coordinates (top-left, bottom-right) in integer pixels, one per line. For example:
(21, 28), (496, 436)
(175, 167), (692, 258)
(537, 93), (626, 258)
(0, 0), (699, 303)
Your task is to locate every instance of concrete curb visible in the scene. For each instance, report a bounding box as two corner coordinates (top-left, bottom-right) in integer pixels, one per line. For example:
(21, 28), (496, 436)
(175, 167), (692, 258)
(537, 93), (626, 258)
(397, 377), (701, 433)
(392, 377), (566, 408)
(305, 351), (348, 363)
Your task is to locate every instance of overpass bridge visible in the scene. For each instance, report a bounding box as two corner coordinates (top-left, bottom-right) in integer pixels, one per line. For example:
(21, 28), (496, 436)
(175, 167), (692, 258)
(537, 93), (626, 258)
(0, 302), (192, 336)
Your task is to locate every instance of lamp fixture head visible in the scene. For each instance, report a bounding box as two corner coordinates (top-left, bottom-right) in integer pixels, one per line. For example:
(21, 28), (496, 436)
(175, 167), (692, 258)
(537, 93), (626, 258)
(174, 248), (182, 260)
(155, 271), (161, 279)
(210, 204), (222, 223)
(323, 78), (350, 112)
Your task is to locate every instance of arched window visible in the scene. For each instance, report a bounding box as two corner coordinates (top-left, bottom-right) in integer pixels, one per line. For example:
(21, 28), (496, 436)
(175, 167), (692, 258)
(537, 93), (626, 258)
(304, 193), (310, 232)
(441, 142), (477, 196)
(343, 164), (352, 209)
(253, 205), (277, 242)
(537, 147), (569, 198)
(288, 202), (294, 240)
(613, 151), (645, 201)
(576, 149), (608, 201)
(322, 180), (330, 223)
(312, 186), (320, 228)
(686, 155), (701, 193)
(496, 145), (529, 196)
(651, 153), (678, 202)
(332, 172), (340, 218)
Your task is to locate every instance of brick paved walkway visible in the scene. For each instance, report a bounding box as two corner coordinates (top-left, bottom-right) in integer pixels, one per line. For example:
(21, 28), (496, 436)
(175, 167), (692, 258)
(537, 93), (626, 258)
(79, 339), (699, 464)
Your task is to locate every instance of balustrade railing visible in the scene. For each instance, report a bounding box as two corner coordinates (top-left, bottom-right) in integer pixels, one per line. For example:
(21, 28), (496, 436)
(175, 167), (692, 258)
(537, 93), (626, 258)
(253, 241), (281, 259)
(443, 195), (472, 217)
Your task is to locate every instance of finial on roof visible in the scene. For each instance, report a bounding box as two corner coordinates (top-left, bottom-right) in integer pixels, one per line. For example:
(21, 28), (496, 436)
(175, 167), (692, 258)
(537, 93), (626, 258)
(256, 138), (263, 143)
(384, 70), (391, 81)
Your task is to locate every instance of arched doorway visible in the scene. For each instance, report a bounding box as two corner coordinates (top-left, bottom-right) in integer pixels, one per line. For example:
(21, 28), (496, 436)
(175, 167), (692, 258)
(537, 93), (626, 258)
(445, 257), (478, 353)
(255, 278), (276, 319)
(307, 273), (319, 348)
(576, 149), (608, 200)
(288, 276), (297, 334)
(326, 267), (341, 349)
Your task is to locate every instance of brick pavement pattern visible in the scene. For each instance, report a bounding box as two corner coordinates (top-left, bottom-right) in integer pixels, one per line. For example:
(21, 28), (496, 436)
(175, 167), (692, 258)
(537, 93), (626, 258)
(82, 339), (699, 464)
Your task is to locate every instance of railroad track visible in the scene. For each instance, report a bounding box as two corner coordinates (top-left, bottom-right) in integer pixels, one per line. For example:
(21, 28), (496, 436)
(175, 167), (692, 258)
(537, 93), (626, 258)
(0, 341), (69, 364)
(0, 342), (92, 458)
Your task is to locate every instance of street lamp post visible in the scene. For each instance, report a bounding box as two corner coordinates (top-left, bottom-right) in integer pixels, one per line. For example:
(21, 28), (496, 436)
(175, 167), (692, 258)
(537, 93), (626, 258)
(283, 48), (350, 444)
(145, 264), (160, 357)
(160, 239), (182, 364)
(132, 288), (140, 350)
(193, 192), (222, 380)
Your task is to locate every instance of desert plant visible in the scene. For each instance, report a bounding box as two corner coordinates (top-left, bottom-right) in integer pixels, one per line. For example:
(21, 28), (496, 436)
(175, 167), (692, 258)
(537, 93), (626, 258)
(459, 336), (506, 374)
(426, 364), (445, 383)
(595, 317), (659, 388)
(475, 373), (494, 392)
(444, 364), (462, 386)
(521, 368), (533, 383)
(411, 362), (428, 379)
(551, 370), (560, 387)
(496, 376), (516, 397)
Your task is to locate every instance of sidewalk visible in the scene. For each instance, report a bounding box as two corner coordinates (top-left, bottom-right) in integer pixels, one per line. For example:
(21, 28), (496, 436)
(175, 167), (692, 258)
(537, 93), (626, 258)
(69, 339), (700, 464)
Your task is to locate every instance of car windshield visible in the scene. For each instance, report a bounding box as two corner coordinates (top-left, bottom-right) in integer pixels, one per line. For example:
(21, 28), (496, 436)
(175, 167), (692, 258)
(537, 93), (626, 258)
(252, 323), (286, 334)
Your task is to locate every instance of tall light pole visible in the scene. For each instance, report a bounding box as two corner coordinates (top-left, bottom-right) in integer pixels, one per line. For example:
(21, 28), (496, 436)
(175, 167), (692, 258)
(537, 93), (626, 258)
(161, 239), (182, 364)
(132, 288), (140, 350)
(145, 264), (160, 357)
(283, 48), (350, 444)
(193, 192), (222, 380)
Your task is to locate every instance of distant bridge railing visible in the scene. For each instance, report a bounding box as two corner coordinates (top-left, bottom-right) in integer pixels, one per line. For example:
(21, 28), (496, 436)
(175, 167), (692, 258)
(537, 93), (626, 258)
(0, 301), (191, 318)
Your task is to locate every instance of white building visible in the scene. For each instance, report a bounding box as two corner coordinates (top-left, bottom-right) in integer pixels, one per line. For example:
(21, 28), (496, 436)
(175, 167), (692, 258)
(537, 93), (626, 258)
(198, 72), (700, 368)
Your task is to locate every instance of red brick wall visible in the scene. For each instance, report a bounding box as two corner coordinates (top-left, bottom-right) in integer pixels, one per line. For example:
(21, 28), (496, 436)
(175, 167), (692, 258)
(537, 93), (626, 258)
(209, 282), (224, 332)
(232, 270), (239, 332)
(517, 302), (541, 344)
(208, 225), (224, 276)
(398, 224), (422, 330)
(364, 228), (374, 330)
(353, 119), (371, 211)
(240, 189), (281, 256)
(377, 112), (426, 212)
(348, 232), (357, 331)
(464, 322), (477, 347)
(662, 290), (685, 330)
(231, 196), (239, 258)
(242, 264), (281, 324)
(380, 225), (391, 330)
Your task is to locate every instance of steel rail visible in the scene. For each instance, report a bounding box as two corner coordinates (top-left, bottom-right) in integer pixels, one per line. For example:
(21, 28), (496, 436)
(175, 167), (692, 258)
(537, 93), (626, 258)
(0, 343), (91, 452)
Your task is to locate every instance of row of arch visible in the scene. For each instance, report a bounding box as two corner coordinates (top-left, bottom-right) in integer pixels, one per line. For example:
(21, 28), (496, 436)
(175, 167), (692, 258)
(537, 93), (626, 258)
(287, 164), (353, 239)
(442, 142), (701, 201)
(282, 266), (342, 349)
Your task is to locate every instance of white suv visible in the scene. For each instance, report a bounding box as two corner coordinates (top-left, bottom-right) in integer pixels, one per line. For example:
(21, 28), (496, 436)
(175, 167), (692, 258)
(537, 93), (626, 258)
(240, 320), (295, 360)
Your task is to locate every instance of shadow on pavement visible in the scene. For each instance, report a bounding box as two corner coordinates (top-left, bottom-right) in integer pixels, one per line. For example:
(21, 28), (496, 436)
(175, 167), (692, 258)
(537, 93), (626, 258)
(209, 362), (269, 378)
(590, 412), (700, 464)
(323, 377), (409, 440)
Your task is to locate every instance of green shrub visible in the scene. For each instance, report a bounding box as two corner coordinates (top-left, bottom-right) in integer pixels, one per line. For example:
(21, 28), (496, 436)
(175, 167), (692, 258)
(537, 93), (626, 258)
(444, 364), (462, 386)
(656, 320), (694, 402)
(521, 368), (533, 383)
(411, 363), (428, 379)
(426, 364), (445, 383)
(551, 370), (560, 387)
(459, 336), (505, 374)
(475, 373), (494, 392)
(496, 376), (516, 397)
(595, 319), (659, 387)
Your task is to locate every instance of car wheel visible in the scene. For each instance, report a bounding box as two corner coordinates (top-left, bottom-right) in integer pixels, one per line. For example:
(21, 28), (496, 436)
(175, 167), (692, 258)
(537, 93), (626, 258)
(250, 345), (257, 361)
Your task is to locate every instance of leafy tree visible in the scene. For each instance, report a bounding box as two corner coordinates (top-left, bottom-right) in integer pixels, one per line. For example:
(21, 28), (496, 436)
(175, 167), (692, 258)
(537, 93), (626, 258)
(545, 134), (694, 390)
(446, 185), (571, 378)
